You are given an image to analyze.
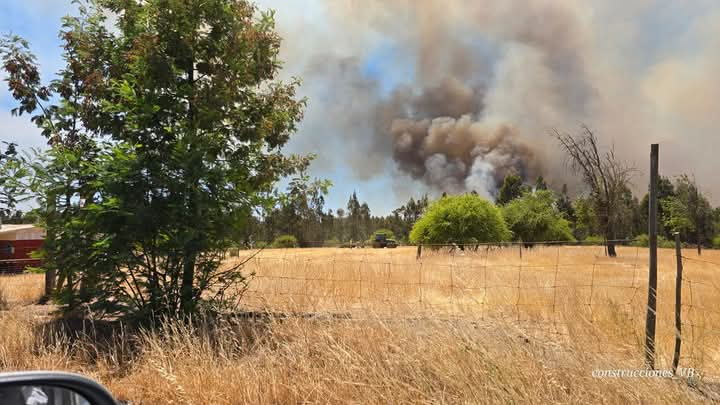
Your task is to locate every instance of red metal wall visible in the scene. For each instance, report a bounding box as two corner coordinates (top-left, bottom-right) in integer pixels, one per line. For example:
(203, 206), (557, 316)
(0, 239), (43, 273)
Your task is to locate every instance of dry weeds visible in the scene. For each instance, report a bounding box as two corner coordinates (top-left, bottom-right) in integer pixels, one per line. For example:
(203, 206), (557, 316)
(0, 246), (718, 404)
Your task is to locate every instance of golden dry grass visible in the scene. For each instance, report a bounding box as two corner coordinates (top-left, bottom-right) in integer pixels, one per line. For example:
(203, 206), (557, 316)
(1, 246), (719, 404)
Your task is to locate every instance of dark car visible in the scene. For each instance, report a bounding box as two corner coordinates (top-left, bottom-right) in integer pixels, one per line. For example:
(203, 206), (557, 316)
(372, 233), (398, 249)
(0, 372), (119, 405)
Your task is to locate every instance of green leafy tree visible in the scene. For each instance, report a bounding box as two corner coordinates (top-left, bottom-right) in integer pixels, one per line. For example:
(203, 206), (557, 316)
(0, 142), (31, 226)
(409, 193), (510, 244)
(662, 174), (713, 254)
(2, 0), (306, 319)
(346, 192), (364, 241)
(556, 184), (575, 223)
(572, 197), (598, 241)
(496, 171), (528, 205)
(639, 176), (675, 239)
(266, 165), (331, 246)
(501, 190), (574, 243)
(534, 175), (548, 191)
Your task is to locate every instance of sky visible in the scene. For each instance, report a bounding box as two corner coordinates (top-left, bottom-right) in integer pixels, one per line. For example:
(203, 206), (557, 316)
(1, 0), (720, 215)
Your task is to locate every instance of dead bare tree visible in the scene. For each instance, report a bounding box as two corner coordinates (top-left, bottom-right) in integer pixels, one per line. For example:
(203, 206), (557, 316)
(552, 126), (636, 257)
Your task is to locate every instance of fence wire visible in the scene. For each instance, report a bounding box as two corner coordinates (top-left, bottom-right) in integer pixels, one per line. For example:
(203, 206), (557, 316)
(225, 243), (649, 362)
(679, 254), (720, 378)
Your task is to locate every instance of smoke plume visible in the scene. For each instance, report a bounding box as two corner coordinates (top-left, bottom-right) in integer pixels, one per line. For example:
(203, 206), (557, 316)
(260, 0), (720, 205)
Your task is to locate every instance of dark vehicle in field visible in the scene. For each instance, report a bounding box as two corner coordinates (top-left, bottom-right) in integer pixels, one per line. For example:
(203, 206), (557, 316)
(372, 233), (398, 248)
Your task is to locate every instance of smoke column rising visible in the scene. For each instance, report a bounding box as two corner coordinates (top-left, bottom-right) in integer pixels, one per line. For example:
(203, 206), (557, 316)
(259, 0), (720, 204)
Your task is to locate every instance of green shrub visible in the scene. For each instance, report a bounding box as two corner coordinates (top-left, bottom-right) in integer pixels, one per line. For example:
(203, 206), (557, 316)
(631, 234), (649, 247)
(255, 241), (269, 249)
(501, 190), (574, 243)
(713, 236), (720, 249)
(272, 234), (299, 248)
(583, 235), (605, 245)
(630, 233), (675, 248)
(409, 193), (510, 244)
(323, 239), (341, 247)
(658, 237), (675, 249)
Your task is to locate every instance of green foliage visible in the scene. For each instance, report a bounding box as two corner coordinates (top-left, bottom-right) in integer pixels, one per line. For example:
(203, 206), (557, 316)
(572, 198), (598, 240)
(631, 234), (675, 249)
(323, 239), (340, 247)
(264, 167), (331, 246)
(662, 197), (694, 235)
(409, 194), (510, 244)
(713, 235), (720, 249)
(501, 190), (574, 243)
(583, 235), (605, 245)
(272, 234), (298, 248)
(534, 175), (548, 191)
(496, 172), (528, 205)
(661, 175), (713, 247)
(0, 142), (31, 219)
(630, 234), (649, 247)
(2, 0), (307, 319)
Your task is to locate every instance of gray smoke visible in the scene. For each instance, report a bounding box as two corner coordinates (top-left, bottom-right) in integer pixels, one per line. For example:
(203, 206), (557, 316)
(260, 0), (720, 203)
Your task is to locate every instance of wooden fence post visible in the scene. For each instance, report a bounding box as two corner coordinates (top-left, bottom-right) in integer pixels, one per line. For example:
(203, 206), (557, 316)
(645, 143), (659, 369)
(416, 244), (422, 260)
(672, 232), (683, 374)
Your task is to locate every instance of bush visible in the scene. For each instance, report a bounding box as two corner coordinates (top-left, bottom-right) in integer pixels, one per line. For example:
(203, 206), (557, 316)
(713, 235), (720, 249)
(631, 234), (649, 247)
(501, 190), (574, 243)
(255, 241), (269, 249)
(629, 234), (675, 249)
(584, 235), (604, 245)
(272, 235), (299, 248)
(409, 194), (510, 244)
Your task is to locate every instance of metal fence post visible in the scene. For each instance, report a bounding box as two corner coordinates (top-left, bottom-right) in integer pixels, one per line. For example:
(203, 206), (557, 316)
(672, 232), (683, 374)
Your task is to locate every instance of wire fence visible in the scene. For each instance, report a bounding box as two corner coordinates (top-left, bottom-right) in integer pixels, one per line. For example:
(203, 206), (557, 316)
(679, 254), (720, 378)
(224, 242), (655, 364)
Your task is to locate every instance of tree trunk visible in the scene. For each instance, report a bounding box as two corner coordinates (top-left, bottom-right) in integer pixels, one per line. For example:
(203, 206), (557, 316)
(607, 242), (617, 257)
(180, 251), (196, 316)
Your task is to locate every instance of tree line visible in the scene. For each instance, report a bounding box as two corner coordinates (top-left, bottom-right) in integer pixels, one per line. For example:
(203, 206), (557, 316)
(245, 128), (720, 255)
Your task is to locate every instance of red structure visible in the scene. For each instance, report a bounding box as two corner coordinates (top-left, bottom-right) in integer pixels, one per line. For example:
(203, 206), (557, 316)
(0, 225), (44, 274)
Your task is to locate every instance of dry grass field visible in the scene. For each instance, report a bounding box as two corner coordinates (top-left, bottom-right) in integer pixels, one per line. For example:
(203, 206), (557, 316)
(1, 245), (719, 403)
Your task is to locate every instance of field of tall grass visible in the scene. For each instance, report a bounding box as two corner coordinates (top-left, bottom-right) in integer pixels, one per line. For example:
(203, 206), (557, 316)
(1, 246), (719, 403)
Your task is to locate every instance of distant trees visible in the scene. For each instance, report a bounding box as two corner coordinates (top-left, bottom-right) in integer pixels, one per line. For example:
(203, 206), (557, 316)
(409, 194), (510, 245)
(501, 190), (574, 244)
(263, 165), (331, 247)
(496, 171), (528, 205)
(662, 175), (713, 255)
(553, 126), (636, 257)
